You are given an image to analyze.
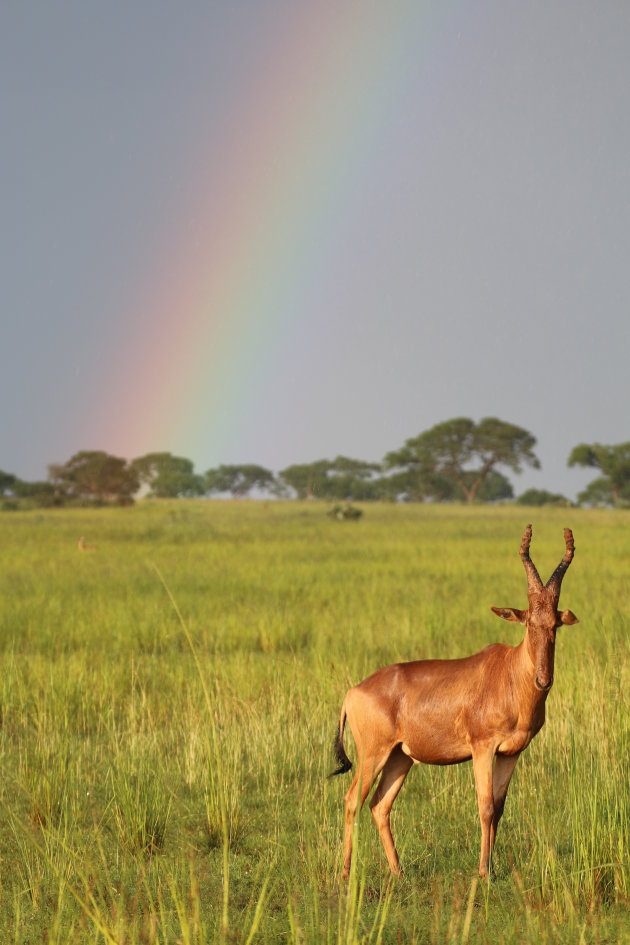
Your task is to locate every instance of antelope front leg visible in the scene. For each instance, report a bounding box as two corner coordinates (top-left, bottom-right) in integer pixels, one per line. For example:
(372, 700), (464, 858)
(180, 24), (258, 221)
(490, 753), (520, 855)
(472, 746), (495, 879)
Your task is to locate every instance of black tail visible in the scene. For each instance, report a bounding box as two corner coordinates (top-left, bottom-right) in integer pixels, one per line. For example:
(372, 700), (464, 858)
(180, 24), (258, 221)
(328, 707), (353, 778)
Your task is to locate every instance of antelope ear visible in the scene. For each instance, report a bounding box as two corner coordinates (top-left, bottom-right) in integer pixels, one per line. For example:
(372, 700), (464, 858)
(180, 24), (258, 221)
(557, 609), (579, 626)
(491, 606), (527, 624)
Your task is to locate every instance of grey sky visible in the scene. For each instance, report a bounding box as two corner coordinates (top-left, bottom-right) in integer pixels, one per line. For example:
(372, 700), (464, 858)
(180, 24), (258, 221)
(1, 2), (629, 499)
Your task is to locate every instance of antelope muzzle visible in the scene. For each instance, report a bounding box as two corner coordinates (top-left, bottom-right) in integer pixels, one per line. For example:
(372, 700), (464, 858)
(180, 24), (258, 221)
(535, 674), (553, 692)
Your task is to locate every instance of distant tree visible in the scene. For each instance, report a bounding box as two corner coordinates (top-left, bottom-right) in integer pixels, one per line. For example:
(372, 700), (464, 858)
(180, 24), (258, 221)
(474, 470), (514, 502)
(377, 467), (455, 502)
(277, 457), (381, 500)
(382, 433), (456, 501)
(131, 452), (205, 498)
(48, 451), (139, 505)
(0, 471), (59, 508)
(277, 461), (333, 499)
(385, 418), (539, 503)
(322, 456), (382, 500)
(378, 464), (512, 503)
(568, 442), (630, 507)
(205, 464), (276, 497)
(0, 470), (17, 496)
(516, 488), (572, 507)
(575, 478), (618, 508)
(13, 479), (58, 507)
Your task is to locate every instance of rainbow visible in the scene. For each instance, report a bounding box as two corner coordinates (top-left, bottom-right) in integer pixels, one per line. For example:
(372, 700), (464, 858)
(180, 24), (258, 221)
(94, 3), (450, 468)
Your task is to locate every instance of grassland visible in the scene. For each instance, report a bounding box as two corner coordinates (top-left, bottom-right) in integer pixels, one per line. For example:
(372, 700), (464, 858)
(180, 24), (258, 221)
(0, 500), (628, 943)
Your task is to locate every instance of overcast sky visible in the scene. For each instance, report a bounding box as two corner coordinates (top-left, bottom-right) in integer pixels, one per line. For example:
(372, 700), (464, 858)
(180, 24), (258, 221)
(2, 2), (629, 499)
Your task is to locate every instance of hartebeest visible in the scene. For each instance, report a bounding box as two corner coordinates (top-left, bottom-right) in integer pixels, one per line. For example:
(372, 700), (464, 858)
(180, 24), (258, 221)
(330, 525), (578, 879)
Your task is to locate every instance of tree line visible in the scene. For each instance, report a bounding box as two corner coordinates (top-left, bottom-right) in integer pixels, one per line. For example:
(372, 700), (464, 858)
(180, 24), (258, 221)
(2, 417), (629, 509)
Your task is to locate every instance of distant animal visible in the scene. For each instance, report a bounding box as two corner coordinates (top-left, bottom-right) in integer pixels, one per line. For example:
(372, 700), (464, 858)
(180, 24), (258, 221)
(330, 525), (578, 880)
(328, 504), (362, 521)
(77, 536), (96, 552)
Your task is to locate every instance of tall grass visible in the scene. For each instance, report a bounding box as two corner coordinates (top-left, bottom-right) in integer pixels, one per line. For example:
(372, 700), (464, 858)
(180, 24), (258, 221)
(0, 501), (628, 941)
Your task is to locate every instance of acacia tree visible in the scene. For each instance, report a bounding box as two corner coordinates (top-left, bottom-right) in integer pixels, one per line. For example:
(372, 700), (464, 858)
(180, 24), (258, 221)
(322, 456), (382, 500)
(131, 452), (205, 498)
(205, 464), (276, 497)
(568, 442), (630, 506)
(277, 461), (332, 499)
(385, 418), (539, 503)
(277, 457), (381, 500)
(48, 451), (139, 504)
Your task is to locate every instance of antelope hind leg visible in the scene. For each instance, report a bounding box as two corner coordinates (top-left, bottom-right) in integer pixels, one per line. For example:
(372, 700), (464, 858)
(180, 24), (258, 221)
(369, 745), (413, 877)
(342, 754), (382, 880)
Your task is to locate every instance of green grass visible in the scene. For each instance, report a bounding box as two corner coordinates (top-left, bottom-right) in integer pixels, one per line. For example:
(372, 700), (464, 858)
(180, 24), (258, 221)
(0, 500), (629, 942)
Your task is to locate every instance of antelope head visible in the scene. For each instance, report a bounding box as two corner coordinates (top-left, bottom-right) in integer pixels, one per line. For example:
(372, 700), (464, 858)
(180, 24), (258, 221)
(491, 525), (579, 692)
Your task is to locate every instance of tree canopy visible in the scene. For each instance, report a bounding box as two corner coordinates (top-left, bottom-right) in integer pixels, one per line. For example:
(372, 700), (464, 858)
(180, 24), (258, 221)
(384, 417), (539, 502)
(205, 464), (276, 497)
(131, 452), (205, 498)
(48, 451), (139, 505)
(322, 456), (382, 500)
(568, 442), (630, 507)
(278, 457), (381, 500)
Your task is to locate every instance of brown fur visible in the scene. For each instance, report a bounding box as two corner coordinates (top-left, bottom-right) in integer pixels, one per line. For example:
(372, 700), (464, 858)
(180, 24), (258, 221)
(332, 525), (578, 880)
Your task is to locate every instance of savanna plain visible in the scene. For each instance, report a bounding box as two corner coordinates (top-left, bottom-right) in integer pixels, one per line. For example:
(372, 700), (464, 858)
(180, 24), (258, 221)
(0, 501), (629, 944)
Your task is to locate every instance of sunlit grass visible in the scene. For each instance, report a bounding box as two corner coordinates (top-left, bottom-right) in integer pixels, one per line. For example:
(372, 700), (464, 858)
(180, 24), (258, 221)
(0, 501), (628, 941)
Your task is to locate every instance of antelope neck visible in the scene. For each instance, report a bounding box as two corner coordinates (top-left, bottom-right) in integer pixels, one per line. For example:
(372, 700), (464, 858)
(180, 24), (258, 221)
(514, 635), (550, 696)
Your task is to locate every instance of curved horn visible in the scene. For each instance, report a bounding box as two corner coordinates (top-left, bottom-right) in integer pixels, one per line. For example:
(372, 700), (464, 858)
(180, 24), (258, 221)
(520, 524), (543, 592)
(545, 528), (575, 597)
